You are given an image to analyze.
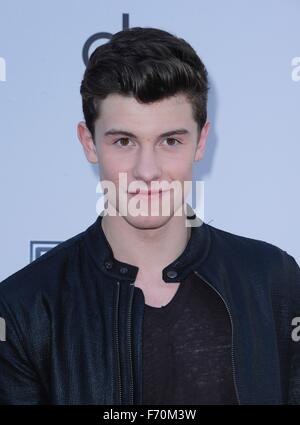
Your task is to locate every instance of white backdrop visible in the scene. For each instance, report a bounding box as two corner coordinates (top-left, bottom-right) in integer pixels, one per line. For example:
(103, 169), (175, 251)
(0, 0), (299, 281)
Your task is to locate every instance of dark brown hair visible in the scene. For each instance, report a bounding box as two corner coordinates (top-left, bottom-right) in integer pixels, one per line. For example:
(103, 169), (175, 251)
(80, 27), (209, 142)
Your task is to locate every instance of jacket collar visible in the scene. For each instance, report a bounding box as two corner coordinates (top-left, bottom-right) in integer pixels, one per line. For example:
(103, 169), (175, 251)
(83, 208), (211, 283)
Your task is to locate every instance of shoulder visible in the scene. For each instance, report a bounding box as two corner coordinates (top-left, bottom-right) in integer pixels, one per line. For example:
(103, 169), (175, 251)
(206, 222), (299, 277)
(207, 222), (284, 253)
(204, 223), (300, 311)
(0, 229), (86, 305)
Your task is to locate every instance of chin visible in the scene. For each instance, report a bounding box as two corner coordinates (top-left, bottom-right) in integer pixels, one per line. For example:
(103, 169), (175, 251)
(107, 195), (186, 229)
(121, 213), (173, 230)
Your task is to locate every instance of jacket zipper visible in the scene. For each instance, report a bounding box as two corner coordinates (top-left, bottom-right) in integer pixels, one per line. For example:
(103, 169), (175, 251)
(114, 281), (122, 404)
(118, 272), (241, 405)
(128, 282), (135, 404)
(114, 280), (135, 405)
(193, 270), (241, 405)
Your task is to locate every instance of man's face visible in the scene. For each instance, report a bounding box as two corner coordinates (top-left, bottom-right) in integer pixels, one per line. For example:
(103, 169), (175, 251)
(78, 93), (210, 230)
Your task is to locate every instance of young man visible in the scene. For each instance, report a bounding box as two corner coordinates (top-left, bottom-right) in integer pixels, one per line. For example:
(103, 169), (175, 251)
(0, 27), (299, 405)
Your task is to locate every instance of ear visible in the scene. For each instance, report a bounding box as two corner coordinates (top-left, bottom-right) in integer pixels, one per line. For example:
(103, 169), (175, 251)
(77, 121), (98, 164)
(194, 120), (210, 161)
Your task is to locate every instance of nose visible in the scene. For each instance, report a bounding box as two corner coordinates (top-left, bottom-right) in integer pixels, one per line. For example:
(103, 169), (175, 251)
(132, 145), (163, 184)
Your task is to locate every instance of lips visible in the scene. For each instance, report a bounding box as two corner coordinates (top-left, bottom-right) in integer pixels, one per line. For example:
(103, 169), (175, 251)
(128, 188), (168, 195)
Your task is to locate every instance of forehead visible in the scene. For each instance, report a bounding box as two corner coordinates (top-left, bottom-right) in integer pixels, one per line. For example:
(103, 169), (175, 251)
(95, 93), (195, 135)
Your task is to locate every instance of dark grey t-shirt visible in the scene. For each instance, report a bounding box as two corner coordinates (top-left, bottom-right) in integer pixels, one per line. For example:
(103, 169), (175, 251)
(142, 272), (238, 405)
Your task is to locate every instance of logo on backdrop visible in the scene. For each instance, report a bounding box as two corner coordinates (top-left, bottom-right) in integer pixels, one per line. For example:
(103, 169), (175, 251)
(0, 57), (6, 82)
(30, 241), (62, 262)
(82, 13), (130, 65)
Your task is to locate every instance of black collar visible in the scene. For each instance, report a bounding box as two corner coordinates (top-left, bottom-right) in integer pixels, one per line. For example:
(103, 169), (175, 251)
(83, 209), (211, 283)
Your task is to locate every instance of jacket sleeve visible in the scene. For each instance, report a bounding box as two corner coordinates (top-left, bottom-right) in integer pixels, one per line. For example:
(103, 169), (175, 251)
(286, 252), (300, 405)
(0, 293), (47, 405)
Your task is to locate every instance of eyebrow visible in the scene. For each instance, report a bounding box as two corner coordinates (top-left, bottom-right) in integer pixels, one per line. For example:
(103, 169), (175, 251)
(104, 128), (190, 138)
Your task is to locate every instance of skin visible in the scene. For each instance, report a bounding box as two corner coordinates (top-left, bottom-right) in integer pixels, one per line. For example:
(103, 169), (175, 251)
(77, 93), (210, 305)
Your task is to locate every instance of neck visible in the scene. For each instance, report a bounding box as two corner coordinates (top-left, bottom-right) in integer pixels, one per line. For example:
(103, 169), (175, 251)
(101, 211), (191, 273)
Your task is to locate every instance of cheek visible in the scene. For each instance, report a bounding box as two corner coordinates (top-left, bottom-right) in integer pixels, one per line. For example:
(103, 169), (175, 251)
(168, 158), (193, 181)
(99, 151), (131, 182)
(167, 159), (193, 201)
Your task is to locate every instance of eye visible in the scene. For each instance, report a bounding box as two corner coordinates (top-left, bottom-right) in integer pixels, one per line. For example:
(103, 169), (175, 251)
(162, 138), (182, 146)
(113, 138), (134, 147)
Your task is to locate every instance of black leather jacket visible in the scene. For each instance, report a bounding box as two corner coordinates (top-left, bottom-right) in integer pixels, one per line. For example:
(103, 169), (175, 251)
(0, 213), (299, 405)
